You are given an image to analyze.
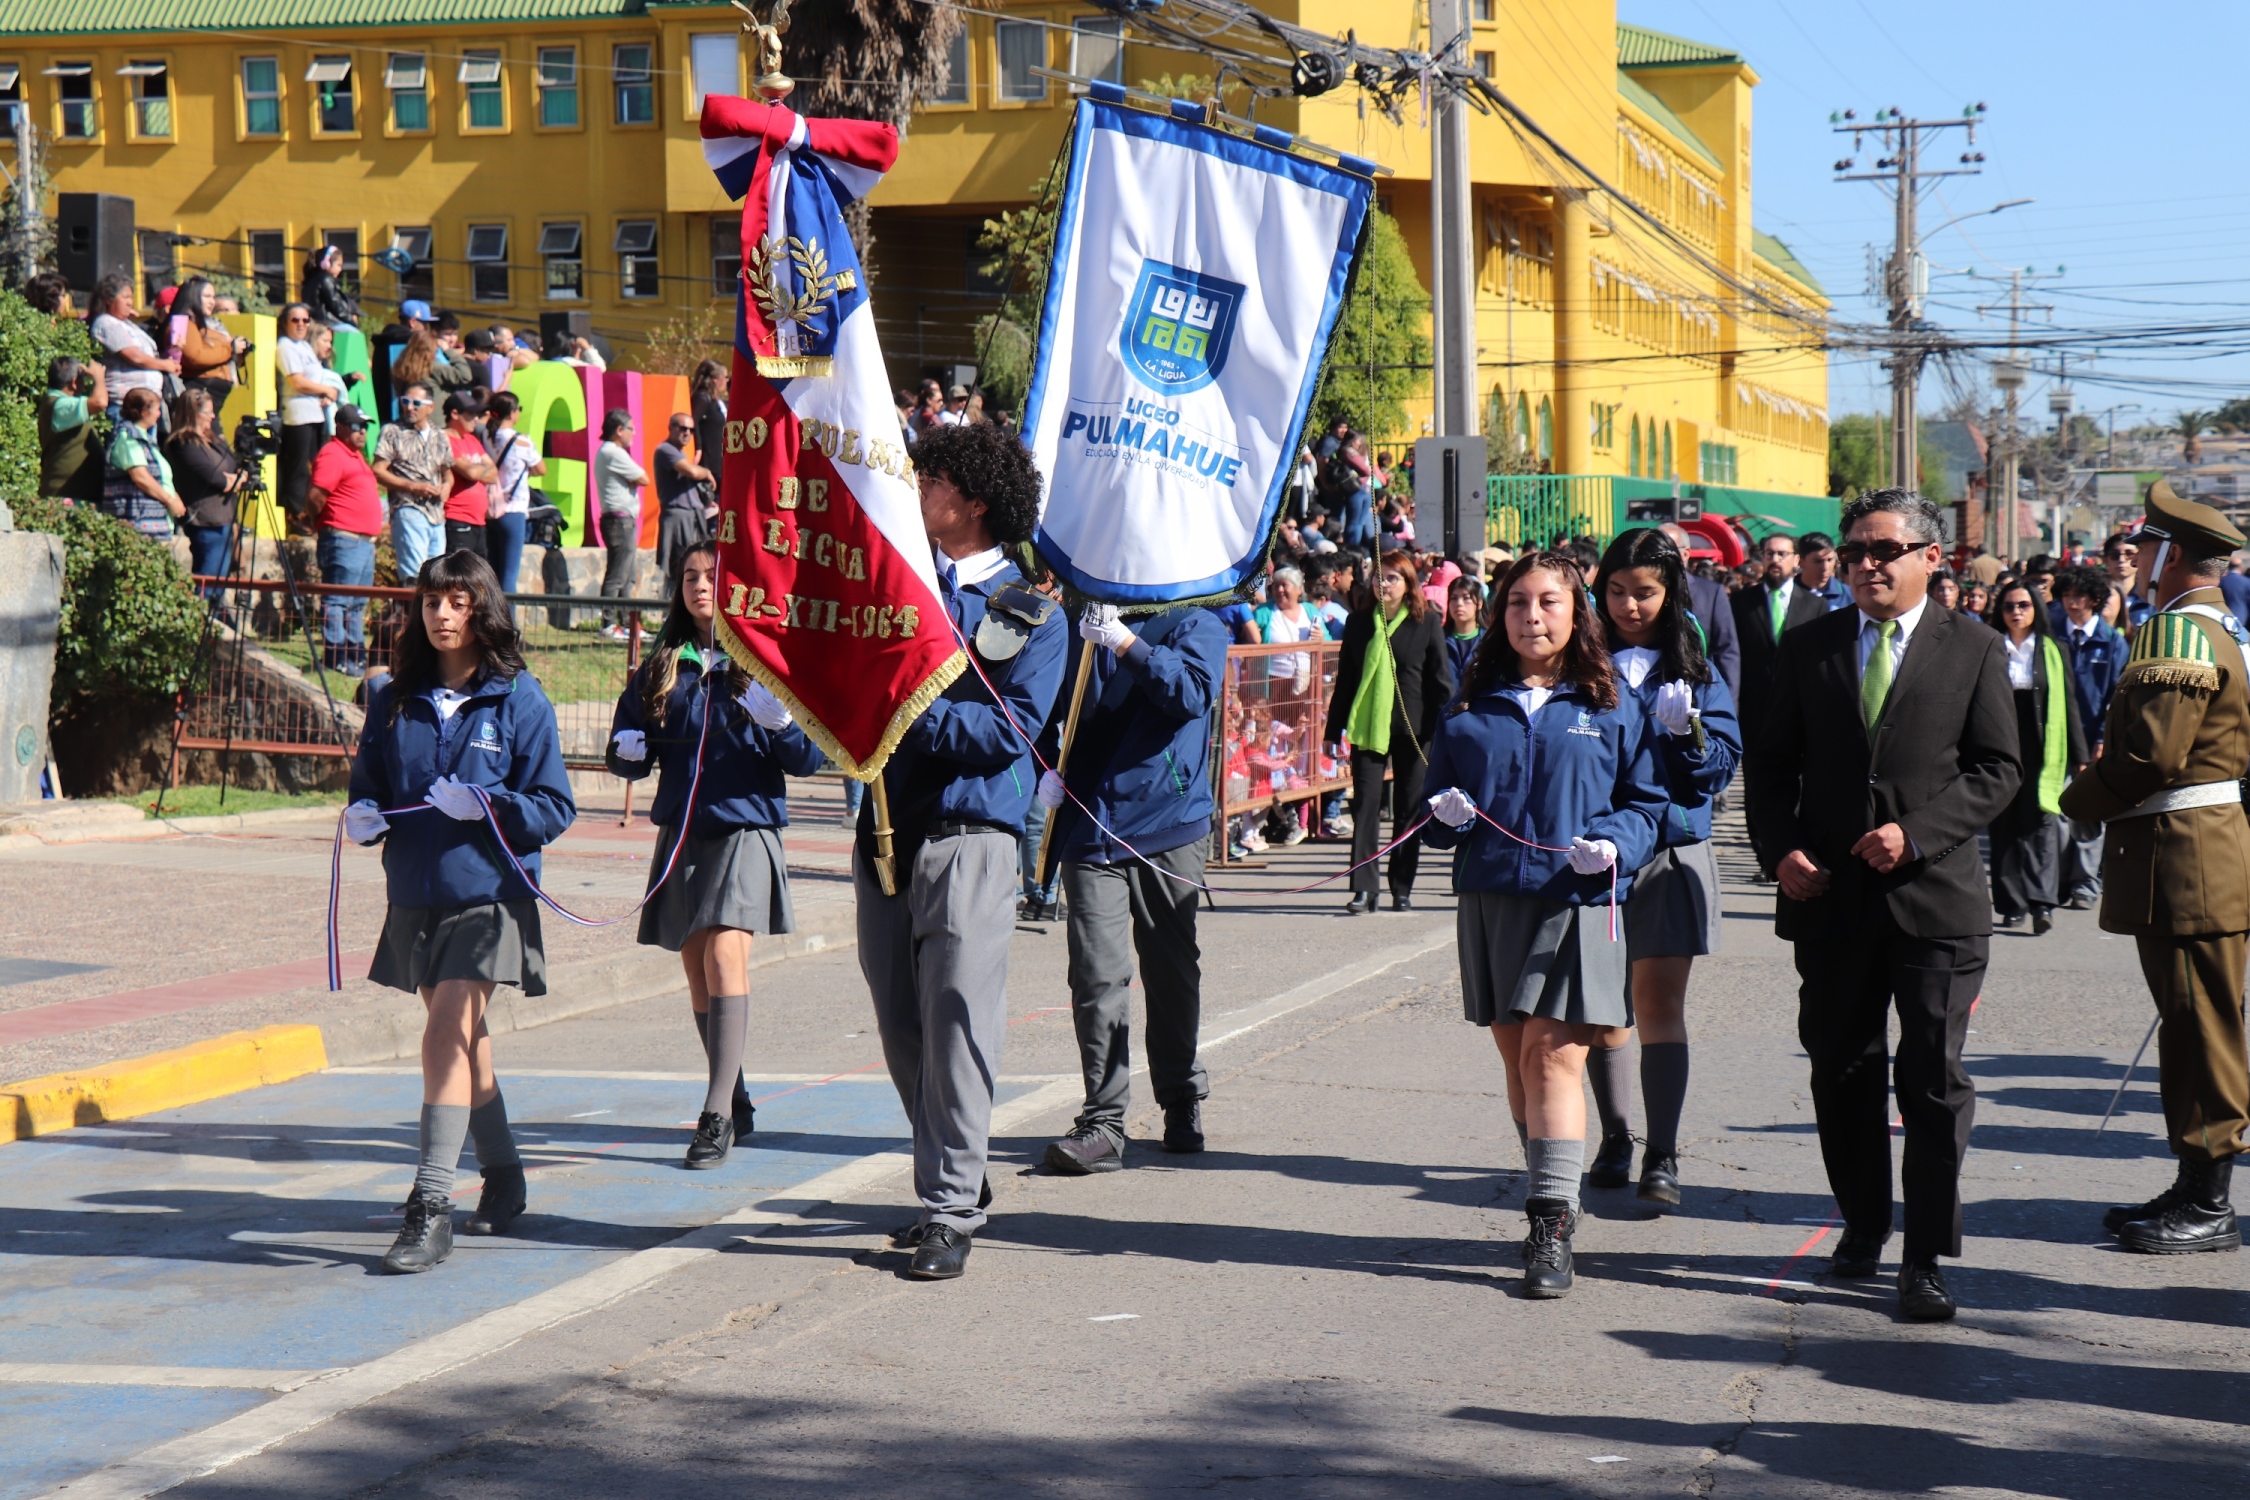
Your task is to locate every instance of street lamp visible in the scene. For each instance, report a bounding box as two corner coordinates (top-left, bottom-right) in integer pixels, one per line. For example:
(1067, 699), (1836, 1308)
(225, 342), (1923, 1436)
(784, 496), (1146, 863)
(1924, 197), (2033, 245)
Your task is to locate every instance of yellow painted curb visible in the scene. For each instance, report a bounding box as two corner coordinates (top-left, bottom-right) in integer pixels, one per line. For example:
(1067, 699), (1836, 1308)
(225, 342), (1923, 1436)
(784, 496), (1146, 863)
(0, 1025), (329, 1144)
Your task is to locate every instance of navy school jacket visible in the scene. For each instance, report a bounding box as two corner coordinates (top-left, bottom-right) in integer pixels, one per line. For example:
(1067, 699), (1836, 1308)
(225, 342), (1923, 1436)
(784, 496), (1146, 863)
(1619, 662), (1742, 847)
(1036, 606), (1229, 866)
(1418, 681), (1665, 903)
(606, 646), (826, 838)
(2061, 616), (2125, 748)
(349, 671), (577, 910)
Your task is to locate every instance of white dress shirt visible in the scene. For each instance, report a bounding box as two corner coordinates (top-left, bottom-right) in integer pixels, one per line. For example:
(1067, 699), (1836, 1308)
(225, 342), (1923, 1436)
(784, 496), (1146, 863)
(1855, 596), (1930, 680)
(2004, 633), (2038, 689)
(937, 544), (1011, 592)
(1612, 645), (1659, 689)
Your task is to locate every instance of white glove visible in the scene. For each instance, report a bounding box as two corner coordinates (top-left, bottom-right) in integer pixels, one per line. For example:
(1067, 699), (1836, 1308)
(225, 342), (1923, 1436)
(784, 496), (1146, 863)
(1079, 603), (1134, 654)
(1429, 787), (1477, 829)
(342, 800), (389, 844)
(1652, 681), (1697, 736)
(739, 680), (793, 731)
(1036, 769), (1067, 810)
(426, 776), (487, 822)
(1568, 837), (1618, 875)
(611, 728), (648, 762)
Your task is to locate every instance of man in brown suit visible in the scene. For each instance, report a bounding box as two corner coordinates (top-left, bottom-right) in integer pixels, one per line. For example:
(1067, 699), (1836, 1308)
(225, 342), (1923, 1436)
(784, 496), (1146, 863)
(2060, 482), (2250, 1254)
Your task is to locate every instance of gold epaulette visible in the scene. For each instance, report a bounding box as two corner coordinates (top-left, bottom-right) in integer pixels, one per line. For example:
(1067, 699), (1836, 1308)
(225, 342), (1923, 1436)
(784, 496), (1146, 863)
(2121, 611), (2221, 693)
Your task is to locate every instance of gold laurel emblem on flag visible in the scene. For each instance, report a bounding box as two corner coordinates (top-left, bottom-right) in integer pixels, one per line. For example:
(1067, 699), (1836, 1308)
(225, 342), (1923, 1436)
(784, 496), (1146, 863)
(747, 235), (839, 328)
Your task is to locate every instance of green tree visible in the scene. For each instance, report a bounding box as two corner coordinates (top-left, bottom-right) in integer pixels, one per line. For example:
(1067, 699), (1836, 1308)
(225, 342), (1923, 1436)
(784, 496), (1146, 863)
(1827, 413), (1884, 498)
(1309, 208), (1429, 441)
(0, 287), (99, 504)
(972, 170), (1064, 417)
(2179, 409), (2212, 464)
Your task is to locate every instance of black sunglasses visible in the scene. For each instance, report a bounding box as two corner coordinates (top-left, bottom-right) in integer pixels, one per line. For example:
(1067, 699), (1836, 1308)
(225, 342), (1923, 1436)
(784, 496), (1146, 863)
(1836, 538), (1926, 567)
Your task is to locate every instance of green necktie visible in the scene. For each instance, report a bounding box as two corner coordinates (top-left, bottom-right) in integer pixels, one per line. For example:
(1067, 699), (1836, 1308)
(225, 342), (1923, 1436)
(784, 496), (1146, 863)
(1769, 585), (1786, 643)
(1861, 618), (1898, 742)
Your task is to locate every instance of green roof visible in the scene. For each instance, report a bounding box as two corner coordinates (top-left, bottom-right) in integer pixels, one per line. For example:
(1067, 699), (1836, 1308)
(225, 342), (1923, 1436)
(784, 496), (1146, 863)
(1616, 23), (1741, 69)
(1615, 69), (1723, 174)
(1753, 229), (1824, 296)
(0, 0), (690, 34)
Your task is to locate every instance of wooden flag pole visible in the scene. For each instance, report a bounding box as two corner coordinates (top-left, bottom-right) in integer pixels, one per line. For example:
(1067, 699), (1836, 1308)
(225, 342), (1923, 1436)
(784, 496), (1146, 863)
(869, 775), (898, 897)
(1034, 638), (1099, 893)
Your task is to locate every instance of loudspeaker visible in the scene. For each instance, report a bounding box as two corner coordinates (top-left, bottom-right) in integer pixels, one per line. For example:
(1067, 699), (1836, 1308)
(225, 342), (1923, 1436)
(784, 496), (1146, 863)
(57, 193), (136, 295)
(539, 310), (592, 351)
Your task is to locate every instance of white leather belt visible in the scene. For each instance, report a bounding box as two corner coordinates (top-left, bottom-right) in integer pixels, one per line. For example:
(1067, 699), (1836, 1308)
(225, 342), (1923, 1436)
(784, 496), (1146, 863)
(2114, 781), (2244, 819)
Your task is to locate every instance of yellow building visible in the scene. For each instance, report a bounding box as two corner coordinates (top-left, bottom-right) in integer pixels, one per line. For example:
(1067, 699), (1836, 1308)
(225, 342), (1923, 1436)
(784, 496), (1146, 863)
(4, 1), (1828, 501)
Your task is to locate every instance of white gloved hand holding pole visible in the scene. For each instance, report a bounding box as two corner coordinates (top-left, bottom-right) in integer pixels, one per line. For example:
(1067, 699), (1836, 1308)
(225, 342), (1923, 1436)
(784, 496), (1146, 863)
(426, 776), (487, 822)
(342, 800), (389, 845)
(1429, 787), (1478, 829)
(1567, 836), (1618, 875)
(1036, 769), (1067, 811)
(1079, 604), (1134, 655)
(739, 680), (793, 731)
(1651, 681), (1698, 736)
(611, 728), (648, 762)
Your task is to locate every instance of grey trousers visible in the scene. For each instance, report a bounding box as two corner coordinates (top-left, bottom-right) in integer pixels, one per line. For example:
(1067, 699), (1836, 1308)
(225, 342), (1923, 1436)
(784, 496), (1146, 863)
(1062, 838), (1209, 1147)
(856, 830), (1018, 1232)
(2063, 816), (2104, 900)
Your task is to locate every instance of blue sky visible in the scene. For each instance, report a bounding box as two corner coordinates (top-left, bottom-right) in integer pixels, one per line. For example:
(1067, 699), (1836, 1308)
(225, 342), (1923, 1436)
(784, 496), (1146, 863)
(1621, 0), (2250, 426)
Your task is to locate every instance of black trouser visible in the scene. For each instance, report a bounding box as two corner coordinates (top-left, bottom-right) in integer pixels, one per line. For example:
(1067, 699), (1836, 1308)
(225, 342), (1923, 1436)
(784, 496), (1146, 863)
(1348, 744), (1426, 897)
(1795, 916), (1983, 1260)
(279, 421), (324, 519)
(443, 518), (489, 558)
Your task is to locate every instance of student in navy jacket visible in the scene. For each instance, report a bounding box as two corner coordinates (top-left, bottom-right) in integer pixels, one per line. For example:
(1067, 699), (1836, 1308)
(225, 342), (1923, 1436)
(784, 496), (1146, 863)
(344, 550), (576, 1275)
(1031, 604), (1229, 1175)
(857, 422), (1066, 1281)
(2052, 564), (2127, 907)
(1581, 528), (1742, 1208)
(1421, 550), (1666, 1298)
(1443, 573), (1485, 696)
(608, 542), (825, 1169)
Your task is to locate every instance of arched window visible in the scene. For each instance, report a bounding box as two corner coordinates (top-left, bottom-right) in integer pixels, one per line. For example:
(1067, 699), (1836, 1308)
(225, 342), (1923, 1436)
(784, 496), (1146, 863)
(1514, 392), (1532, 453)
(1537, 397), (1554, 463)
(1661, 421), (1674, 480)
(1628, 417), (1641, 477)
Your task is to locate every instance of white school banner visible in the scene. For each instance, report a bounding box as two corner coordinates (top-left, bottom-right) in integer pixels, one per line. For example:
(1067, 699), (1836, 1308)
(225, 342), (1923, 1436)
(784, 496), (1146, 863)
(1022, 90), (1375, 604)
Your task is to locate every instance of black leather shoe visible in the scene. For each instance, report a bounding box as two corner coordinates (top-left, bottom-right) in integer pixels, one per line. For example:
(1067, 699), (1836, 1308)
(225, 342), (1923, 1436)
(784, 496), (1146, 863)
(731, 1085), (756, 1142)
(382, 1189), (455, 1274)
(1897, 1257), (1957, 1321)
(2106, 1162), (2193, 1234)
(1342, 892), (1374, 915)
(2031, 908), (2054, 936)
(2118, 1158), (2242, 1254)
(907, 1223), (972, 1280)
(1831, 1226), (1888, 1279)
(889, 1177), (991, 1248)
(1587, 1132), (1635, 1188)
(1637, 1150), (1681, 1207)
(1996, 911), (2024, 929)
(1521, 1197), (1577, 1298)
(462, 1164), (526, 1236)
(1390, 893), (1413, 912)
(684, 1111), (733, 1169)
(1161, 1100), (1205, 1154)
(1045, 1127), (1124, 1175)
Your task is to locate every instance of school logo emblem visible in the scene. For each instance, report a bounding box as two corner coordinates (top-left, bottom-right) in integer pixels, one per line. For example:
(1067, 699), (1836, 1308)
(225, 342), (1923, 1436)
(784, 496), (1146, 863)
(1577, 710), (1593, 729)
(473, 722), (503, 752)
(1119, 261), (1244, 395)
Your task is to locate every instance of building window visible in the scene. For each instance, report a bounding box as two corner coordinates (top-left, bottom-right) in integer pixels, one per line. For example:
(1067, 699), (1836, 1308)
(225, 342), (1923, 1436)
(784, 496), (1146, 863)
(1474, 0), (1496, 19)
(307, 55), (353, 133)
(241, 56), (281, 136)
(386, 53), (428, 131)
(248, 229), (288, 303)
(539, 222), (583, 300)
(1537, 397), (1554, 464)
(995, 21), (1046, 102)
(121, 61), (170, 138)
(931, 25), (969, 104)
(1473, 51), (1495, 78)
(467, 224), (510, 301)
(1072, 18), (1123, 85)
(1661, 422), (1673, 479)
(536, 47), (577, 127)
(615, 220), (659, 300)
(1628, 418), (1642, 477)
(710, 217), (740, 299)
(1697, 442), (1739, 485)
(690, 34), (737, 112)
(613, 43), (654, 124)
(390, 226), (433, 304)
(323, 229), (361, 298)
(460, 50), (504, 130)
(0, 64), (19, 141)
(50, 63), (96, 139)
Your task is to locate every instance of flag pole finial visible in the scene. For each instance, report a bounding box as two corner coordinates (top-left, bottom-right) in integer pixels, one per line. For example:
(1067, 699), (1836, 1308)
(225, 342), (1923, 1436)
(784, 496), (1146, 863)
(733, 0), (795, 101)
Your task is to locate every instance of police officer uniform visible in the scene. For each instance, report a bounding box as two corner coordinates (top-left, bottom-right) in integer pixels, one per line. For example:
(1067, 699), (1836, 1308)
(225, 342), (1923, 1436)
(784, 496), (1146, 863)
(2059, 482), (2250, 1253)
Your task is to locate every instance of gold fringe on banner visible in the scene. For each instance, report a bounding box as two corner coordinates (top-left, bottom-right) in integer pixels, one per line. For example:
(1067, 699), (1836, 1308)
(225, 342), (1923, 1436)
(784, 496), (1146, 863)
(753, 355), (835, 380)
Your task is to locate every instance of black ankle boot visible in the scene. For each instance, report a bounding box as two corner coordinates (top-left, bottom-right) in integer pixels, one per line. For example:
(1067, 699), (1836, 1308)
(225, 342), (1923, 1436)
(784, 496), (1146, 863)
(732, 1083), (756, 1142)
(382, 1189), (455, 1274)
(2118, 1157), (2241, 1254)
(1522, 1197), (1577, 1298)
(463, 1164), (526, 1235)
(684, 1111), (733, 1170)
(2106, 1160), (2194, 1234)
(1587, 1132), (1635, 1188)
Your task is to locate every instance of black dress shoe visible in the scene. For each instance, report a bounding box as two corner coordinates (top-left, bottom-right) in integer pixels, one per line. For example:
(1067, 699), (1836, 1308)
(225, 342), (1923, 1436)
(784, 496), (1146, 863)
(2031, 908), (2054, 936)
(1637, 1150), (1681, 1207)
(1586, 1132), (1636, 1188)
(1044, 1127), (1124, 1175)
(462, 1164), (526, 1236)
(1897, 1257), (1956, 1321)
(2118, 1158), (2241, 1254)
(2105, 1162), (2193, 1233)
(684, 1111), (733, 1169)
(891, 1176), (991, 1247)
(1521, 1197), (1577, 1298)
(1390, 893), (1413, 912)
(1996, 911), (2025, 929)
(907, 1223), (972, 1279)
(732, 1087), (756, 1142)
(1342, 892), (1374, 915)
(382, 1189), (455, 1274)
(1162, 1099), (1206, 1153)
(1830, 1226), (1888, 1279)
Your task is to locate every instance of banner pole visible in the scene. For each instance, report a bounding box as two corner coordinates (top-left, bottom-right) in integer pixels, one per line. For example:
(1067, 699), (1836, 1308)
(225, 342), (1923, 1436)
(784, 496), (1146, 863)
(1035, 639), (1099, 892)
(870, 775), (898, 897)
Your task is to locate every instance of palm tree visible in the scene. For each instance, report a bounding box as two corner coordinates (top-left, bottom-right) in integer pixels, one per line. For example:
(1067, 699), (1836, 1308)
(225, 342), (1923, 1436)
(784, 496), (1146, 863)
(2179, 409), (2212, 465)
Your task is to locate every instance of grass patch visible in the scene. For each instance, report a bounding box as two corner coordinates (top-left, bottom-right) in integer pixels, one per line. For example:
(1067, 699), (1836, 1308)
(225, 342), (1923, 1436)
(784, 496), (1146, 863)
(117, 785), (349, 819)
(253, 626), (637, 706)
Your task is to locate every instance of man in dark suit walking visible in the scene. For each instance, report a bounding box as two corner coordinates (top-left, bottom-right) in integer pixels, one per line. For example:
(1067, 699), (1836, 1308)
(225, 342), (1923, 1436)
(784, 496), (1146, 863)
(1747, 488), (2021, 1321)
(1732, 532), (1828, 879)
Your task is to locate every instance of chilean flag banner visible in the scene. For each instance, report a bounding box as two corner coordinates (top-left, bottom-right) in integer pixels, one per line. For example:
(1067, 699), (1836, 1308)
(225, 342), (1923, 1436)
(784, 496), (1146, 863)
(700, 96), (961, 777)
(1022, 87), (1375, 604)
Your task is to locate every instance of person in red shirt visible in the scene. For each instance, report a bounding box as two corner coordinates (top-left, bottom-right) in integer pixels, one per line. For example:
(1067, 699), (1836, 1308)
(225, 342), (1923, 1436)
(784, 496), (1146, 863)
(440, 391), (499, 560)
(308, 406), (384, 676)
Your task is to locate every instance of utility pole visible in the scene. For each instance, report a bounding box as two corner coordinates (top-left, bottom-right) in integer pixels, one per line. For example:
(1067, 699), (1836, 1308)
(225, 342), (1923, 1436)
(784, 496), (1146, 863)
(8, 115), (37, 283)
(1979, 268), (2053, 559)
(1833, 105), (1989, 501)
(1427, 0), (1477, 443)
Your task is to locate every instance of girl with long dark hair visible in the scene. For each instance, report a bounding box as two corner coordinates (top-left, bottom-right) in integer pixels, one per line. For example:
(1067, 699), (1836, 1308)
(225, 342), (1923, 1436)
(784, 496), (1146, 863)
(607, 543), (825, 1167)
(1583, 528), (1742, 1207)
(1420, 552), (1666, 1297)
(162, 276), (250, 409)
(1986, 578), (2087, 933)
(343, 551), (576, 1274)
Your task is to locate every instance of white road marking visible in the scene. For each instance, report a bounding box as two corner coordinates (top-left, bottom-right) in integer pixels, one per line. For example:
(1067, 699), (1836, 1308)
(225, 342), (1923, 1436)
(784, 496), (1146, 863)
(0, 1365), (341, 1393)
(1088, 1313), (1140, 1322)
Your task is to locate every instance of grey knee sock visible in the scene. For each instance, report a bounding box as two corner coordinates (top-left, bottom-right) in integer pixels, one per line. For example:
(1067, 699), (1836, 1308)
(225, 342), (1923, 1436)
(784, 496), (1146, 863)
(702, 993), (748, 1118)
(1641, 1042), (1690, 1157)
(1587, 1041), (1636, 1144)
(414, 1103), (471, 1200)
(468, 1093), (521, 1170)
(1526, 1137), (1585, 1210)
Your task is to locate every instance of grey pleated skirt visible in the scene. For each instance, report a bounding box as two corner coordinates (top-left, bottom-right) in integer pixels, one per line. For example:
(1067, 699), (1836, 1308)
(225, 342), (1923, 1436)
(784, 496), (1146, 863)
(1624, 839), (1724, 960)
(637, 823), (794, 952)
(370, 900), (546, 996)
(1458, 890), (1632, 1028)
